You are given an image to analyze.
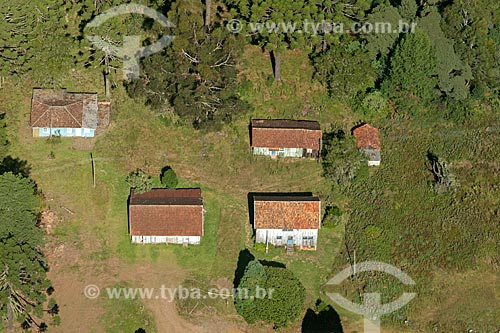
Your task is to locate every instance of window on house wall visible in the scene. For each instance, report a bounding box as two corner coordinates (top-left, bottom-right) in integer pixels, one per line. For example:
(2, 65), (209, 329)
(302, 236), (314, 247)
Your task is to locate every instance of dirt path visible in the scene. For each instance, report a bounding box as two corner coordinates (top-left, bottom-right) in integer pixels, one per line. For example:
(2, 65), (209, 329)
(46, 240), (206, 333)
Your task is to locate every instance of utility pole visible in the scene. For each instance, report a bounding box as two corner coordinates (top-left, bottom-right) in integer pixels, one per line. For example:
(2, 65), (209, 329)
(91, 153), (96, 188)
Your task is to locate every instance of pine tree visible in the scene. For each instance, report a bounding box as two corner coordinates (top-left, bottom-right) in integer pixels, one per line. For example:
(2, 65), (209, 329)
(127, 0), (249, 130)
(383, 29), (438, 109)
(0, 172), (51, 331)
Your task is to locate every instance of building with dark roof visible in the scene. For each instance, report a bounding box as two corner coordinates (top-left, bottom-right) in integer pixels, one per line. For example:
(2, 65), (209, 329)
(30, 89), (98, 137)
(252, 194), (321, 250)
(129, 188), (204, 245)
(352, 124), (381, 166)
(251, 119), (322, 158)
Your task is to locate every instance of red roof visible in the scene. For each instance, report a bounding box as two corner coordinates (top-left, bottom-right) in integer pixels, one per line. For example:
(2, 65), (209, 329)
(253, 196), (321, 230)
(251, 119), (322, 150)
(352, 124), (380, 150)
(129, 189), (203, 237)
(30, 89), (98, 129)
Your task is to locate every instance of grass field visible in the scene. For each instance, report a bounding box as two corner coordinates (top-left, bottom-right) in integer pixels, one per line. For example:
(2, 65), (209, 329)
(1, 44), (499, 332)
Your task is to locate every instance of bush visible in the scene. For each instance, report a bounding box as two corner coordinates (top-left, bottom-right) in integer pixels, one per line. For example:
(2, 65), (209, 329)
(358, 90), (390, 120)
(253, 242), (266, 252)
(235, 260), (306, 328)
(160, 166), (178, 189)
(322, 128), (365, 187)
(322, 206), (343, 228)
(126, 169), (152, 194)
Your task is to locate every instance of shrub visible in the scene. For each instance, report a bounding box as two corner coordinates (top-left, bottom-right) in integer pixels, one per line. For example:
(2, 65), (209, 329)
(253, 242), (266, 252)
(322, 206), (343, 228)
(235, 260), (305, 328)
(160, 166), (178, 189)
(126, 169), (152, 194)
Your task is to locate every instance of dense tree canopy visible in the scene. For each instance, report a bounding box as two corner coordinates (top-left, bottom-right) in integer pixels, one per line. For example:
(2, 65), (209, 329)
(322, 129), (366, 187)
(0, 172), (51, 331)
(382, 29), (438, 110)
(127, 0), (249, 130)
(235, 260), (305, 328)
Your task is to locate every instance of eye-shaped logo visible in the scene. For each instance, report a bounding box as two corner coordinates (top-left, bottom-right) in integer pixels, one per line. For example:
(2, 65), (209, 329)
(85, 4), (175, 79)
(326, 261), (416, 333)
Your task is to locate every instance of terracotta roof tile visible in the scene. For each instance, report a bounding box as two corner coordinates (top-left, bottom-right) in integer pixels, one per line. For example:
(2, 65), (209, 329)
(129, 189), (203, 237)
(30, 89), (98, 129)
(253, 196), (321, 230)
(251, 120), (322, 150)
(352, 124), (380, 150)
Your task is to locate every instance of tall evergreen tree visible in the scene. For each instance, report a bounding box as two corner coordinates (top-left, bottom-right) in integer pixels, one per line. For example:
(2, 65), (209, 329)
(420, 8), (472, 101)
(127, 0), (249, 130)
(382, 29), (438, 110)
(0, 172), (51, 331)
(442, 0), (500, 98)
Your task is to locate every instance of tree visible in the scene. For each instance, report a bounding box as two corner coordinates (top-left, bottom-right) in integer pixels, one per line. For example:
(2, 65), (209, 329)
(441, 0), (500, 99)
(382, 29), (438, 110)
(398, 0), (418, 21)
(0, 172), (51, 331)
(0, 0), (79, 86)
(420, 8), (472, 101)
(365, 4), (403, 60)
(160, 166), (178, 189)
(127, 0), (249, 130)
(312, 37), (376, 104)
(235, 260), (306, 328)
(322, 129), (365, 187)
(125, 169), (152, 194)
(235, 260), (267, 322)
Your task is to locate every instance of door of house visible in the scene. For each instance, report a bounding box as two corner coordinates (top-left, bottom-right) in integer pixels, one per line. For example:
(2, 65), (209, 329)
(287, 236), (293, 245)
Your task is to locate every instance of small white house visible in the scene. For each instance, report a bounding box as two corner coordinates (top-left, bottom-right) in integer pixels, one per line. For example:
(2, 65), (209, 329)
(253, 194), (321, 250)
(353, 124), (381, 166)
(129, 188), (204, 245)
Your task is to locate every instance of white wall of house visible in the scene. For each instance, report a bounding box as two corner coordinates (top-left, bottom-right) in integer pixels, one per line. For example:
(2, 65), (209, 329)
(252, 147), (304, 158)
(255, 228), (318, 249)
(131, 235), (201, 245)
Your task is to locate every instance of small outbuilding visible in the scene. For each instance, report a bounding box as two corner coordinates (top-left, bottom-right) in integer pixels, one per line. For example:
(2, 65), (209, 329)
(128, 188), (204, 245)
(352, 124), (381, 166)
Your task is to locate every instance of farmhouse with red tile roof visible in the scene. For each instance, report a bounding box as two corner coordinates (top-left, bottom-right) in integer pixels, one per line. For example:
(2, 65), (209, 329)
(129, 188), (204, 245)
(30, 89), (98, 138)
(352, 124), (381, 166)
(251, 119), (322, 158)
(252, 194), (321, 250)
